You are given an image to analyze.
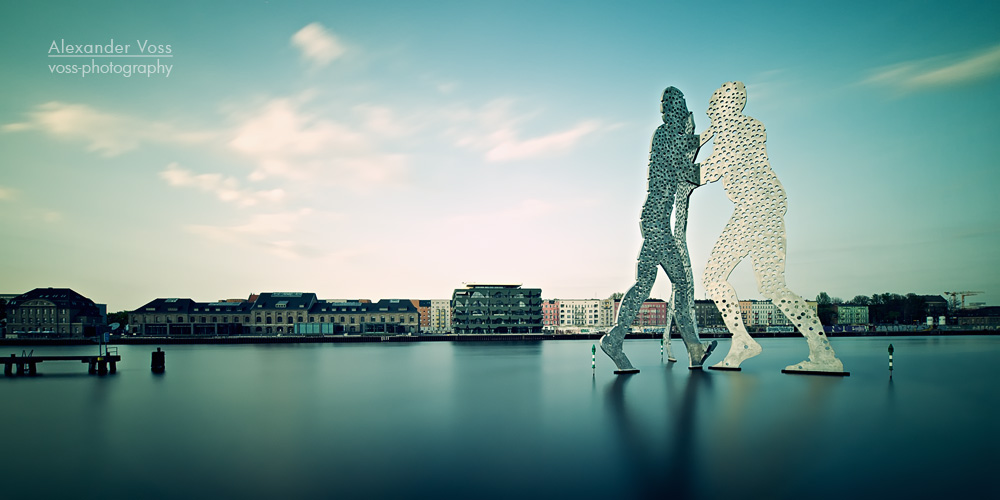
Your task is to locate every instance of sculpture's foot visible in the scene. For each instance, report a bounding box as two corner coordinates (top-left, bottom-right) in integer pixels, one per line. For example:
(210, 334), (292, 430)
(709, 337), (762, 370)
(667, 356), (677, 363)
(686, 340), (718, 369)
(600, 334), (637, 373)
(782, 356), (849, 376)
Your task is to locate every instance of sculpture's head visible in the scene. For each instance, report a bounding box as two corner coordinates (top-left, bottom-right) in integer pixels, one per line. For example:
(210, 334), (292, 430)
(661, 86), (693, 132)
(707, 81), (747, 122)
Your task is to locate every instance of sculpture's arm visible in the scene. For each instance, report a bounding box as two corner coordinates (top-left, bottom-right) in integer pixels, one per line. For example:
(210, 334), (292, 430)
(697, 155), (724, 185)
(698, 126), (714, 147)
(683, 135), (701, 186)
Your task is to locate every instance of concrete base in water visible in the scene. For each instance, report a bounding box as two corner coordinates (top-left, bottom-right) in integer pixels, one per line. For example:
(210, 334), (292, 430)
(781, 369), (851, 376)
(708, 365), (742, 371)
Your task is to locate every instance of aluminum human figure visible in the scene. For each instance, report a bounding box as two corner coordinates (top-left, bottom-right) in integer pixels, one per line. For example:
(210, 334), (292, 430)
(698, 81), (845, 373)
(600, 87), (717, 373)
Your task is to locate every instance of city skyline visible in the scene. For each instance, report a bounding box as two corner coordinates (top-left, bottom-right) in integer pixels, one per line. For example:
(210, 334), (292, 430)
(2, 1), (999, 312)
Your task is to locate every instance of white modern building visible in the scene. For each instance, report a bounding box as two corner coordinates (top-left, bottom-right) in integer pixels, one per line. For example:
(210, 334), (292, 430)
(558, 299), (602, 327)
(429, 299), (452, 333)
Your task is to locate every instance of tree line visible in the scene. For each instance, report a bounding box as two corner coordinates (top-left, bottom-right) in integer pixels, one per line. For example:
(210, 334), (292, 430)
(815, 292), (936, 325)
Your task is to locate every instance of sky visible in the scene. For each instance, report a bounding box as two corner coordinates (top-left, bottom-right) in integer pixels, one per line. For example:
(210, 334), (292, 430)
(1, 0), (998, 312)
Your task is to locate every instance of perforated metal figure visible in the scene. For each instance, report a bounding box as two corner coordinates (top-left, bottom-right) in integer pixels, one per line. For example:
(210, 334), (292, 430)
(698, 81), (845, 373)
(600, 87), (717, 373)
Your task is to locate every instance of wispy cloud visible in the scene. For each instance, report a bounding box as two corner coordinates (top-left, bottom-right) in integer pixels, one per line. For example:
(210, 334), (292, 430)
(291, 23), (346, 69)
(160, 162), (285, 207)
(863, 43), (1000, 91)
(485, 120), (602, 162)
(447, 198), (555, 227)
(228, 96), (408, 188)
(2, 102), (214, 156)
(0, 185), (16, 201)
(448, 99), (604, 162)
(185, 209), (342, 260)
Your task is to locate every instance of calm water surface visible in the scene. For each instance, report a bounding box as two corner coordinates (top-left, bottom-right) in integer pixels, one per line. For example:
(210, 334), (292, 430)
(2, 336), (997, 499)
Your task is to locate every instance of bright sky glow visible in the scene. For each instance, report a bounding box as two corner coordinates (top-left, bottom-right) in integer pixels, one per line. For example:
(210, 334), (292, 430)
(1, 0), (998, 311)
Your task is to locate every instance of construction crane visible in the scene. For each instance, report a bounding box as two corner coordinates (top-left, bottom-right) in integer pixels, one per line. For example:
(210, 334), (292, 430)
(943, 291), (984, 311)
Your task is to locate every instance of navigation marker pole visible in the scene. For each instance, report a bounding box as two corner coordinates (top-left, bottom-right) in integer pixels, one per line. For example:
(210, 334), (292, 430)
(888, 344), (894, 379)
(592, 344), (596, 371)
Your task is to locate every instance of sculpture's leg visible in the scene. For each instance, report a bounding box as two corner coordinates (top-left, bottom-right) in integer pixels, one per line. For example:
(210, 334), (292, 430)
(752, 238), (846, 374)
(601, 240), (658, 373)
(663, 293), (677, 362)
(665, 185), (716, 368)
(662, 257), (715, 368)
(703, 219), (761, 370)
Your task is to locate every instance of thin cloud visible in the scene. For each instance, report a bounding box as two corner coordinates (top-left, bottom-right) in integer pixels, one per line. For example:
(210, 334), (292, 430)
(0, 185), (16, 201)
(863, 43), (1000, 91)
(2, 102), (214, 156)
(448, 99), (604, 163)
(228, 96), (409, 188)
(160, 162), (285, 207)
(447, 198), (555, 227)
(186, 209), (341, 260)
(486, 120), (601, 162)
(291, 23), (346, 69)
(354, 104), (409, 138)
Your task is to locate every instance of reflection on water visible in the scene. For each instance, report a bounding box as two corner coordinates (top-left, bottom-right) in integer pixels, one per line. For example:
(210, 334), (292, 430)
(0, 337), (997, 498)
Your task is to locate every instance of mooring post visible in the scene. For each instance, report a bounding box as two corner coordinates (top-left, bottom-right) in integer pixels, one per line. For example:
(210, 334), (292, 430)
(592, 344), (596, 371)
(5, 355), (13, 377)
(660, 338), (664, 361)
(888, 344), (894, 378)
(151, 348), (165, 374)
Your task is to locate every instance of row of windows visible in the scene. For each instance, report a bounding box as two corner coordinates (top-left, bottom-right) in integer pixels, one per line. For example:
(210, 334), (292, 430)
(135, 315), (418, 324)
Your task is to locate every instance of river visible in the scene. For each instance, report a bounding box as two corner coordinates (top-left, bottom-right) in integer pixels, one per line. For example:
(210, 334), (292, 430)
(1, 336), (996, 499)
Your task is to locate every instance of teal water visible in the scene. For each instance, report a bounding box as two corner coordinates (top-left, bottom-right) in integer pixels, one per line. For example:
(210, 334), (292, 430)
(2, 336), (997, 499)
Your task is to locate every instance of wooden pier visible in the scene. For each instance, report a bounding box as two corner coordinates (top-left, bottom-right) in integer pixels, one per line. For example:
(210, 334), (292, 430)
(3, 350), (121, 377)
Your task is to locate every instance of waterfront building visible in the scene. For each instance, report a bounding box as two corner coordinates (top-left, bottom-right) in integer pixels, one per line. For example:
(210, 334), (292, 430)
(739, 300), (753, 326)
(428, 299), (452, 334)
(250, 292), (318, 335)
(131, 298), (251, 336)
(558, 299), (602, 327)
(749, 299), (791, 326)
(694, 299), (724, 328)
(612, 298), (669, 328)
(296, 298), (418, 335)
(451, 283), (542, 334)
(954, 306), (1000, 328)
(920, 295), (948, 317)
(132, 294), (419, 336)
(599, 298), (615, 328)
(5, 287), (104, 338)
(356, 299), (419, 334)
(835, 305), (869, 325)
(414, 299), (431, 333)
(541, 299), (558, 330)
